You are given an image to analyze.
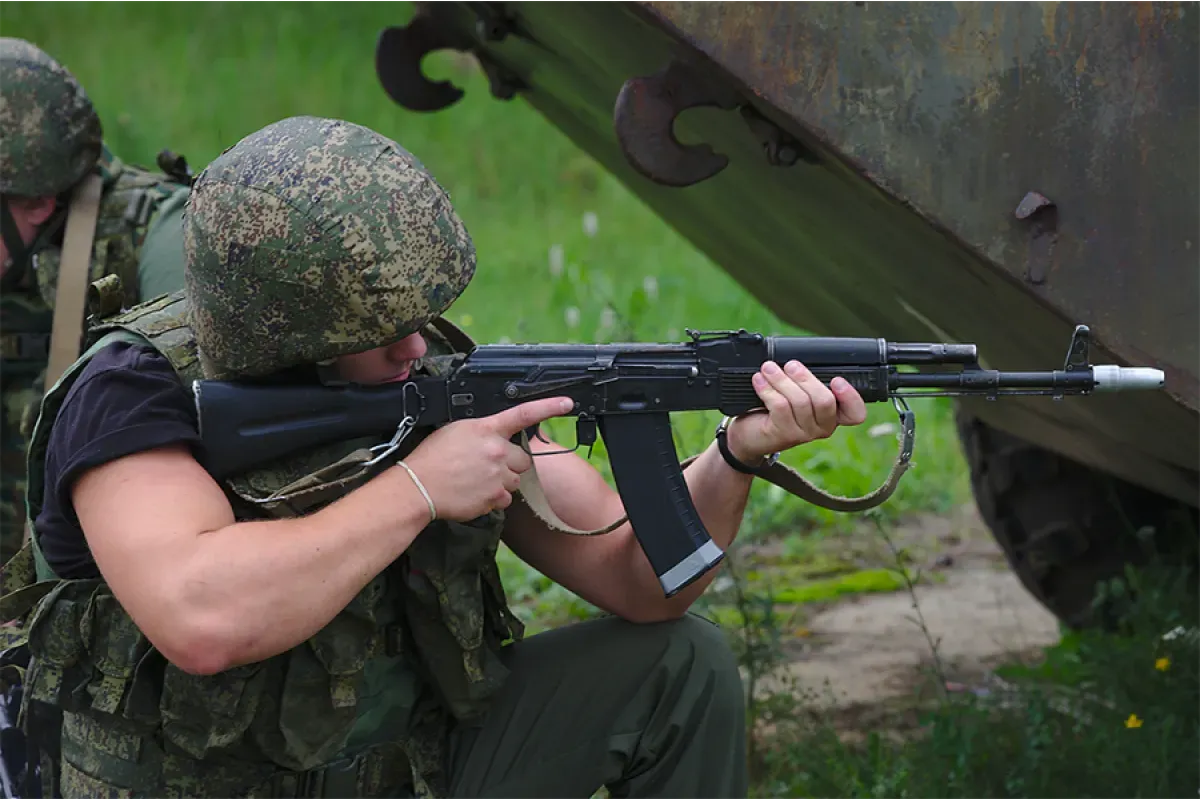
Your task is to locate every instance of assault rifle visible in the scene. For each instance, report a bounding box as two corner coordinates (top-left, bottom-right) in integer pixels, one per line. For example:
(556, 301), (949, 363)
(192, 325), (1164, 597)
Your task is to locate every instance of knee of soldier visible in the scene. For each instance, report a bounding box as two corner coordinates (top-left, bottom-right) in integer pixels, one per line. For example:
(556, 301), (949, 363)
(665, 613), (743, 705)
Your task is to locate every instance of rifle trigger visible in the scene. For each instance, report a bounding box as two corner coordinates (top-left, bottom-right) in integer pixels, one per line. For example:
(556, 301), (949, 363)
(577, 415), (597, 458)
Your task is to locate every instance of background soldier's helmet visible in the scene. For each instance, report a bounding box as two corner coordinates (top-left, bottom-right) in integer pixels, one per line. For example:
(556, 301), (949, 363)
(184, 115), (477, 380)
(0, 37), (104, 197)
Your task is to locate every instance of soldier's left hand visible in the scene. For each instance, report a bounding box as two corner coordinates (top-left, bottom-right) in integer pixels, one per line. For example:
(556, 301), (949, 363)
(724, 360), (868, 464)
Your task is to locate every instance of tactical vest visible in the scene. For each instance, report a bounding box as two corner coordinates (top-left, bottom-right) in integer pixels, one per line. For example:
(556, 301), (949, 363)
(0, 146), (191, 567)
(15, 293), (524, 798)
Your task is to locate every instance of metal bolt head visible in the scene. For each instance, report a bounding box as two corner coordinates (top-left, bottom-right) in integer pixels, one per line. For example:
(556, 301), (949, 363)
(1015, 191), (1054, 220)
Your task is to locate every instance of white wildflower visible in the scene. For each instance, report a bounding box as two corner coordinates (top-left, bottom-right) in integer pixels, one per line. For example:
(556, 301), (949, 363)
(564, 306), (581, 329)
(868, 422), (897, 438)
(642, 275), (658, 302)
(666, 328), (680, 341)
(498, 336), (513, 345)
(582, 211), (599, 238)
(548, 243), (564, 277)
(1162, 625), (1195, 641)
(599, 306), (616, 330)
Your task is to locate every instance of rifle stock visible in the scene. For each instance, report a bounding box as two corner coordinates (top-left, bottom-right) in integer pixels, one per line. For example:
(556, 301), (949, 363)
(193, 377), (447, 480)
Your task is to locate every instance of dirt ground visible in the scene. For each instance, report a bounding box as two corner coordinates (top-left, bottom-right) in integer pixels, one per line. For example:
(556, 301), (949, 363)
(756, 503), (1063, 721)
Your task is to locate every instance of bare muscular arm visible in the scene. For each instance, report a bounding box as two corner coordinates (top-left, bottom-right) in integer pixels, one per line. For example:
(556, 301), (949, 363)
(72, 395), (573, 676)
(73, 444), (432, 675)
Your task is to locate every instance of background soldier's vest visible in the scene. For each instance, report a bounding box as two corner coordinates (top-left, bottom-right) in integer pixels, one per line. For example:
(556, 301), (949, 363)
(18, 293), (525, 798)
(0, 146), (191, 567)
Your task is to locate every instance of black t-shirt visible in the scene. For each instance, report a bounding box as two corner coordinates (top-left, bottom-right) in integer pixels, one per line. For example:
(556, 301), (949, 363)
(37, 340), (203, 579)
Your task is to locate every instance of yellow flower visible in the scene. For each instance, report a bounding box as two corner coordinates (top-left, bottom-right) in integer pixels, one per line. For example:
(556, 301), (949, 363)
(459, 314), (474, 327)
(1125, 714), (1143, 729)
(1155, 657), (1171, 672)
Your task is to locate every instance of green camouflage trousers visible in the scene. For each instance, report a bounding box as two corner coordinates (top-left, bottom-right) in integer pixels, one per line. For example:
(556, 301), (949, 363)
(57, 613), (747, 798)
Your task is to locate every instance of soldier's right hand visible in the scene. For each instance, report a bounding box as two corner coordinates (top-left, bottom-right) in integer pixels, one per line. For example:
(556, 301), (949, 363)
(401, 396), (574, 522)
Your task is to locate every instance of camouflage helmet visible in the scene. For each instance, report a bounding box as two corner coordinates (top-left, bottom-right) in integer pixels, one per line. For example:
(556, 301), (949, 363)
(183, 116), (477, 380)
(0, 38), (103, 197)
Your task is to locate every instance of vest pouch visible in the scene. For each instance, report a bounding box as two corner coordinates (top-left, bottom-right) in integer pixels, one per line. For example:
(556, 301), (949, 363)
(258, 593), (381, 772)
(78, 588), (154, 718)
(479, 559), (525, 645)
(159, 659), (267, 760)
(401, 514), (511, 722)
(24, 579), (105, 712)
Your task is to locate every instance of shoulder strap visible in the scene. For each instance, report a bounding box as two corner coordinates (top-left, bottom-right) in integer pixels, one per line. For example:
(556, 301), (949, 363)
(44, 173), (104, 391)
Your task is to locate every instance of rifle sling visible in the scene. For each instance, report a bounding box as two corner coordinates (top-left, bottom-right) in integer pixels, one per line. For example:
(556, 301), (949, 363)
(515, 436), (627, 536)
(754, 435), (912, 512)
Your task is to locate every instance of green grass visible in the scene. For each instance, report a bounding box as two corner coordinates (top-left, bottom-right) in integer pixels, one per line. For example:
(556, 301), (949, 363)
(771, 568), (907, 605)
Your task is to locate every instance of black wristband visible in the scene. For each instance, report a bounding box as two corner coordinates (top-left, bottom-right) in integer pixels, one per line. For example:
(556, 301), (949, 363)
(714, 417), (778, 476)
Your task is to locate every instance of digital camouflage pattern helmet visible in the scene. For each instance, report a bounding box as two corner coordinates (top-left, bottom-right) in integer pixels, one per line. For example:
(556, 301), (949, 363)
(183, 116), (477, 379)
(0, 37), (103, 196)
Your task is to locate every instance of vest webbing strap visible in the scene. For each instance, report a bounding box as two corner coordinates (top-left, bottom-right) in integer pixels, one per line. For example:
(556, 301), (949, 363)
(22, 175), (104, 549)
(45, 173), (104, 392)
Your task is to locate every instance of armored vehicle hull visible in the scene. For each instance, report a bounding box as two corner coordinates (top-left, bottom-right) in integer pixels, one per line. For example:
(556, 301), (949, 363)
(375, 1), (1199, 627)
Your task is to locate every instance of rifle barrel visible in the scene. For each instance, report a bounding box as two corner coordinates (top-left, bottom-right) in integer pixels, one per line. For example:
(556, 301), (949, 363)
(890, 366), (1164, 393)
